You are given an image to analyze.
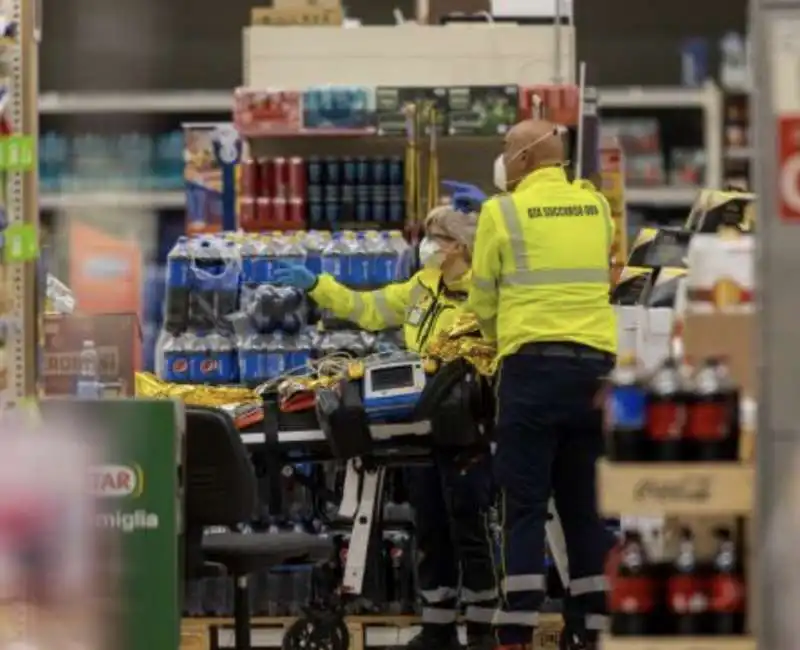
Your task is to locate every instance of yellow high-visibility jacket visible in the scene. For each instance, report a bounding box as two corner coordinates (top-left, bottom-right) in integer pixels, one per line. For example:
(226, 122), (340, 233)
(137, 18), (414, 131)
(468, 166), (617, 360)
(309, 268), (472, 353)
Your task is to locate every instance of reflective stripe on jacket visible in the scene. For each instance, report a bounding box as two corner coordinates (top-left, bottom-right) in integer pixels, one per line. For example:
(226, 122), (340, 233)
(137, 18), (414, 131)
(468, 166), (617, 360)
(309, 268), (471, 353)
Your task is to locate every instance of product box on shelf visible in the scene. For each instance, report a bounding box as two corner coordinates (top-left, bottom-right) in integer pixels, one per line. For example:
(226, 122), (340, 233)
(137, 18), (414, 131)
(445, 85), (518, 135)
(303, 86), (376, 132)
(234, 89), (303, 136)
(42, 313), (142, 396)
(519, 84), (580, 126)
(184, 123), (235, 235)
(375, 86), (448, 136)
(685, 232), (754, 314)
(685, 189), (756, 233)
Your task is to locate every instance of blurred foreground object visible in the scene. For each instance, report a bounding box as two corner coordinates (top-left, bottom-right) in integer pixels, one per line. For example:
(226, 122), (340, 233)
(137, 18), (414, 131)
(0, 409), (97, 649)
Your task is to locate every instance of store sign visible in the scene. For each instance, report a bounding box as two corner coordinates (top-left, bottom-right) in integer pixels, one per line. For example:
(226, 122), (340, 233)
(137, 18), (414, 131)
(0, 135), (34, 171)
(89, 464), (144, 498)
(779, 114), (800, 222)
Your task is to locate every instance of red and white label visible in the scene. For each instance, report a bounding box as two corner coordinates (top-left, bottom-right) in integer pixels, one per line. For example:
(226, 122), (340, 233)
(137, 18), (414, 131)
(779, 114), (800, 221)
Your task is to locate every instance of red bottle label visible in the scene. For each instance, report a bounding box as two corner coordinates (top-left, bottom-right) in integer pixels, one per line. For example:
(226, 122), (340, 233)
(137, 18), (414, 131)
(609, 576), (655, 613)
(709, 574), (745, 613)
(667, 574), (708, 613)
(646, 402), (684, 440)
(687, 402), (728, 440)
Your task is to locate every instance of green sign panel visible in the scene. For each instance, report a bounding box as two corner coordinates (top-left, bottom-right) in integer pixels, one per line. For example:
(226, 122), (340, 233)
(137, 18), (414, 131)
(0, 135), (35, 171)
(2, 222), (38, 261)
(42, 398), (183, 650)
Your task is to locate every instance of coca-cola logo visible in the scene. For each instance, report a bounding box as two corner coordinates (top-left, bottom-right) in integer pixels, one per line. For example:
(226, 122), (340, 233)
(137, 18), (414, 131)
(633, 477), (711, 502)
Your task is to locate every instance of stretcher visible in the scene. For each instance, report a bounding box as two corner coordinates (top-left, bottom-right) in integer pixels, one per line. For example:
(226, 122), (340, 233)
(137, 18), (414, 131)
(239, 421), (572, 599)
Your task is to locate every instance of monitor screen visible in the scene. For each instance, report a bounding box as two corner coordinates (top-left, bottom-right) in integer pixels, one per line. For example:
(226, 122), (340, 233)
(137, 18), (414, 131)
(370, 365), (415, 392)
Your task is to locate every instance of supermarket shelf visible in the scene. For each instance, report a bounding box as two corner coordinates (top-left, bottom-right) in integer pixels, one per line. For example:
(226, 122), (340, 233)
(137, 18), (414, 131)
(40, 191), (184, 210)
(602, 636), (755, 650)
(598, 85), (713, 109)
(725, 146), (753, 161)
(38, 91), (232, 114)
(626, 187), (699, 206)
(597, 459), (754, 516)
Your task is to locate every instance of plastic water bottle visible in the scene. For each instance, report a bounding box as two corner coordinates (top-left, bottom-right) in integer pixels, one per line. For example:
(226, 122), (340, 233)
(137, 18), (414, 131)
(321, 232), (346, 281)
(165, 236), (192, 334)
(390, 230), (412, 280)
(189, 237), (222, 330)
(162, 332), (191, 383)
(215, 240), (241, 324)
(240, 237), (263, 287)
(76, 340), (103, 398)
(265, 333), (287, 379)
(304, 231), (325, 276)
(276, 234), (307, 270)
(288, 329), (312, 371)
(371, 232), (398, 285)
(206, 332), (237, 384)
(349, 232), (370, 287)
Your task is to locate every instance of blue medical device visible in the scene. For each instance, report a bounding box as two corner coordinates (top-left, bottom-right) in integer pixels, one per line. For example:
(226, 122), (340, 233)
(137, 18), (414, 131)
(360, 356), (428, 421)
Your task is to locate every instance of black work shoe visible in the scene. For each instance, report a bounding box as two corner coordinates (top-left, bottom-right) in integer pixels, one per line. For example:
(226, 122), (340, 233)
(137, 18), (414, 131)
(559, 630), (597, 650)
(402, 627), (460, 650)
(466, 631), (495, 650)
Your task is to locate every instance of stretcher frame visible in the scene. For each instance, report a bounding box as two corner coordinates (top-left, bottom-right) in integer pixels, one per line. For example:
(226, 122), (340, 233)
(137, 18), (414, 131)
(242, 423), (571, 600)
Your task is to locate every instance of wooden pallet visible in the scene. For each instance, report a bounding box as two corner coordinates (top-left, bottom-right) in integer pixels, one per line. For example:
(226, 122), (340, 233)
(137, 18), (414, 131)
(182, 614), (564, 650)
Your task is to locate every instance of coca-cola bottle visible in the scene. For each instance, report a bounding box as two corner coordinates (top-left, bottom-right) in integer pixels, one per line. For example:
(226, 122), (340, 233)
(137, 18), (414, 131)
(686, 358), (740, 461)
(645, 358), (690, 461)
(708, 528), (746, 635)
(667, 528), (707, 635)
(610, 530), (656, 635)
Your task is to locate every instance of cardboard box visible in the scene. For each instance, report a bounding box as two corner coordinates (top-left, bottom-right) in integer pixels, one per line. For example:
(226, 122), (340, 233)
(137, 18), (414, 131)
(42, 313), (141, 397)
(683, 312), (755, 397)
(686, 233), (754, 313)
(251, 0), (343, 26)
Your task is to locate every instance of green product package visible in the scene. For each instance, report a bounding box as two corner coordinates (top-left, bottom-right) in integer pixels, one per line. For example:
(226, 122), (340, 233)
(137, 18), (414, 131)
(41, 398), (183, 650)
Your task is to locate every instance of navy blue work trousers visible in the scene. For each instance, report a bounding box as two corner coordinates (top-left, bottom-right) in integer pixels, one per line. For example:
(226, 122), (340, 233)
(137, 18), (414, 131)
(493, 348), (615, 645)
(408, 448), (498, 634)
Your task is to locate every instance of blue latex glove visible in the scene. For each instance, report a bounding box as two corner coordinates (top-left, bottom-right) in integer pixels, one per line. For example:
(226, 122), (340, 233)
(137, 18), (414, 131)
(272, 262), (317, 291)
(442, 180), (487, 213)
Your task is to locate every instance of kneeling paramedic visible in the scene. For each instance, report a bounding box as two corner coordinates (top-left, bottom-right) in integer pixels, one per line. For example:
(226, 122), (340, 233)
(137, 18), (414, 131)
(273, 206), (498, 650)
(469, 119), (617, 650)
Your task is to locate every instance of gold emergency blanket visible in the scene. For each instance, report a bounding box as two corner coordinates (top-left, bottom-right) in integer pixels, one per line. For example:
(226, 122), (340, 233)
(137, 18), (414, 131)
(135, 372), (262, 408)
(426, 312), (496, 376)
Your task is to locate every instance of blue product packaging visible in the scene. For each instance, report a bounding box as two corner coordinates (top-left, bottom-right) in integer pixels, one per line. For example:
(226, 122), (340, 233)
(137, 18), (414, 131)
(609, 383), (646, 431)
(163, 334), (192, 383)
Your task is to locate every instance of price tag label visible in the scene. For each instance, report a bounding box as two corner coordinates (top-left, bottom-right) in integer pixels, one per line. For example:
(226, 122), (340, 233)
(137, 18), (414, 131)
(3, 223), (39, 262)
(0, 135), (35, 171)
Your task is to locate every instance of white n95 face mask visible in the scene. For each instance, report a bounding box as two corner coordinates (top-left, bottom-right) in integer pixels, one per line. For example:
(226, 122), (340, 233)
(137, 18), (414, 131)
(418, 237), (445, 268)
(493, 154), (508, 192)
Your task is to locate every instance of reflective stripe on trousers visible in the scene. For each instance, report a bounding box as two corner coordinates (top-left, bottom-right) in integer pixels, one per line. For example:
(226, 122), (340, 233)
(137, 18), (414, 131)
(494, 194), (609, 287)
(421, 586), (458, 625)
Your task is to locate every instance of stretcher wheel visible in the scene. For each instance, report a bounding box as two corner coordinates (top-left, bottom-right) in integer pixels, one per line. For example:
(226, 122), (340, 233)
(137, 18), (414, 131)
(282, 609), (349, 650)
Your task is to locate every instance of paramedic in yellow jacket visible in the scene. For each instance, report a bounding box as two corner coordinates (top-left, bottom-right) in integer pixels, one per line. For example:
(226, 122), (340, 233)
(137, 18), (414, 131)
(273, 207), (496, 650)
(470, 119), (617, 650)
